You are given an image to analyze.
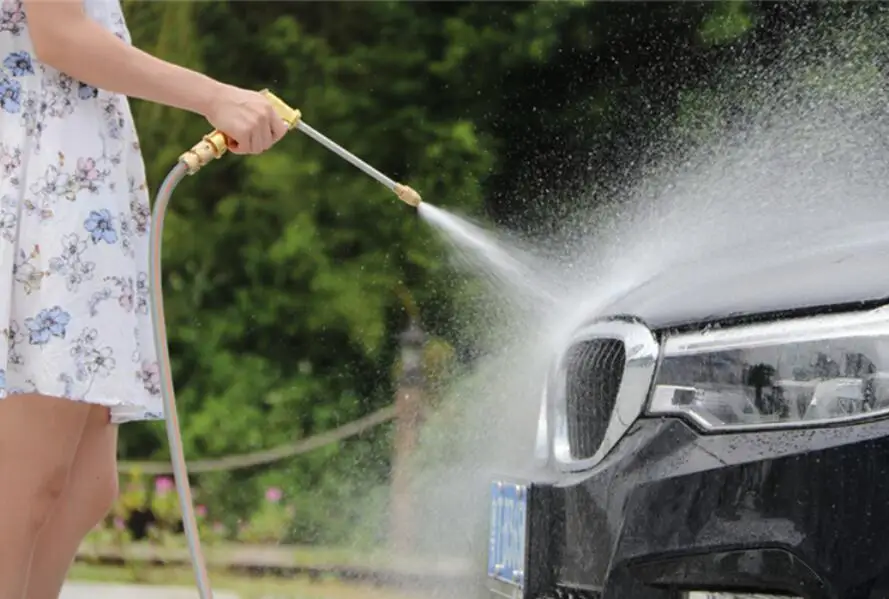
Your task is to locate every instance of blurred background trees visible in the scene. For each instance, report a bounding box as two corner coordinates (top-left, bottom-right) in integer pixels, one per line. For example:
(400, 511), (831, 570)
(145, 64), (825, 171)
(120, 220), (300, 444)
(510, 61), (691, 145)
(116, 0), (860, 547)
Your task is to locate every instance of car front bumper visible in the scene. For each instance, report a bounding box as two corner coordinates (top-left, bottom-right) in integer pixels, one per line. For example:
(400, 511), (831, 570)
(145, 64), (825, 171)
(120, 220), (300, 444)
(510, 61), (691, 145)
(495, 414), (889, 599)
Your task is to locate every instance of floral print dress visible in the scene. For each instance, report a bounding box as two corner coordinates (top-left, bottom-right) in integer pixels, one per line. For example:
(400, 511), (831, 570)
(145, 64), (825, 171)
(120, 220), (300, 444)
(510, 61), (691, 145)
(0, 0), (163, 422)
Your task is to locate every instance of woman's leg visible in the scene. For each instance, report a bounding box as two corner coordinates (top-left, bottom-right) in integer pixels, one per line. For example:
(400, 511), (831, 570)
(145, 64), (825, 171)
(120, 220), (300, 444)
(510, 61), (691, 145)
(0, 394), (93, 599)
(25, 405), (119, 599)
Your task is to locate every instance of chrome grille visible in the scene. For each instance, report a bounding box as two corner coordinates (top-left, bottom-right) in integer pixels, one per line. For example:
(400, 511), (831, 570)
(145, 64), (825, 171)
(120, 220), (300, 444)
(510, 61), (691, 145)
(563, 338), (626, 460)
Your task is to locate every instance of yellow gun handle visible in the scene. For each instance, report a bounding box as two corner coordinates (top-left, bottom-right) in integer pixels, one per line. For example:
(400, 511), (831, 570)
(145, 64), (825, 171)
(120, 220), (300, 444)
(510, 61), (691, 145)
(179, 89), (302, 175)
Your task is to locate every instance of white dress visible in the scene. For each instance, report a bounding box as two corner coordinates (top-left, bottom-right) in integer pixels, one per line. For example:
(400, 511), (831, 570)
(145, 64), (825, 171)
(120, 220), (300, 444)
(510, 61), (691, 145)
(0, 0), (163, 423)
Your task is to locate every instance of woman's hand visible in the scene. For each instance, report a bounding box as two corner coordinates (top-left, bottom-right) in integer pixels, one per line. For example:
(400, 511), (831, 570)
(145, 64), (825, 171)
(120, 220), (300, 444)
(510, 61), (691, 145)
(204, 86), (290, 155)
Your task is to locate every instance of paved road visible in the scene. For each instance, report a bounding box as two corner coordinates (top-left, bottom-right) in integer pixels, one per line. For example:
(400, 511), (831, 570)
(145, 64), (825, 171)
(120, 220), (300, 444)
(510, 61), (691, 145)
(61, 582), (241, 599)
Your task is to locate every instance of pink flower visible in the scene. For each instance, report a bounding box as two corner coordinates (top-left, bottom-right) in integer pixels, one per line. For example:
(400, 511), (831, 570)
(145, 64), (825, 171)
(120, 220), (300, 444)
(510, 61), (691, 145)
(140, 361), (161, 395)
(196, 504), (207, 517)
(76, 157), (99, 181)
(113, 517), (126, 531)
(117, 281), (134, 312)
(155, 476), (174, 495)
(265, 487), (282, 503)
(2, 2), (23, 25)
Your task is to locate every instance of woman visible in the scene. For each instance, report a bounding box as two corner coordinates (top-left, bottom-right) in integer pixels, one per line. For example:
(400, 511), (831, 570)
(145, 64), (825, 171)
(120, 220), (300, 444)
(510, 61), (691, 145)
(0, 1), (287, 597)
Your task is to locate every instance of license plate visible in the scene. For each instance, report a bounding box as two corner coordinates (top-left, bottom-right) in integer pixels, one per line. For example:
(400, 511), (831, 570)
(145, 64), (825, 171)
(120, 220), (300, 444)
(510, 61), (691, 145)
(487, 480), (528, 588)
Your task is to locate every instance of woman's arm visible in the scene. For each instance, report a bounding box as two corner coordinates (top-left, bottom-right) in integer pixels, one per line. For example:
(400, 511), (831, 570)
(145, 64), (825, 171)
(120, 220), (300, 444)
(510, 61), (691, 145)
(24, 0), (223, 117)
(23, 0), (288, 153)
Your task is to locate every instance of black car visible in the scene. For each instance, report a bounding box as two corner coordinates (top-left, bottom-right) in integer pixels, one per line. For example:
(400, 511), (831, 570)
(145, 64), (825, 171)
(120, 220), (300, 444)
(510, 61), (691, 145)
(486, 224), (889, 599)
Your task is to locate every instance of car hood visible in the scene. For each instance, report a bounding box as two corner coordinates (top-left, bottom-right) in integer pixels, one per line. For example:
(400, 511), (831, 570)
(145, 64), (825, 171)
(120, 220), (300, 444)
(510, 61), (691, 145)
(600, 221), (889, 329)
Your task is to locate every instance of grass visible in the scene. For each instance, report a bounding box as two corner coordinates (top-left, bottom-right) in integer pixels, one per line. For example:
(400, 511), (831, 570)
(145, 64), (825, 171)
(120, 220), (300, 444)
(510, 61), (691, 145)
(79, 541), (371, 566)
(69, 563), (422, 599)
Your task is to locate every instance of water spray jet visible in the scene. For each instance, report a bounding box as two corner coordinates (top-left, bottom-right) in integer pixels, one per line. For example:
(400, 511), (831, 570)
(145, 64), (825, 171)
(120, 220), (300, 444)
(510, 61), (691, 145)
(151, 89), (420, 599)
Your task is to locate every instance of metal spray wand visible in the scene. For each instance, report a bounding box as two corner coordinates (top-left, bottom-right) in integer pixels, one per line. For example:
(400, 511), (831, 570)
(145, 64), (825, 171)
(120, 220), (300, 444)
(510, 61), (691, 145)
(150, 90), (420, 599)
(179, 90), (423, 205)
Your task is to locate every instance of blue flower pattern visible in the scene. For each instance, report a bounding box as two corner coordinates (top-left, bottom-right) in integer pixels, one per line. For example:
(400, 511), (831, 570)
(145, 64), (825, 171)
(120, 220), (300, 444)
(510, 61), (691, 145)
(3, 49), (31, 76)
(0, 0), (162, 422)
(0, 75), (20, 113)
(85, 209), (118, 244)
(24, 306), (71, 345)
(78, 82), (98, 100)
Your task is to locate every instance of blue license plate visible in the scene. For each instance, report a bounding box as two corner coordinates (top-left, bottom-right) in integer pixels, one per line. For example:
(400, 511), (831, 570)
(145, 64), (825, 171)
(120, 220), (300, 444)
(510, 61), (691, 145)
(487, 480), (528, 588)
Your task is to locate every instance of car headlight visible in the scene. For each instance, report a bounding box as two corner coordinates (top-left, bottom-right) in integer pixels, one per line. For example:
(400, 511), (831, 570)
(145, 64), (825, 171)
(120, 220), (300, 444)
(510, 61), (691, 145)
(647, 308), (889, 430)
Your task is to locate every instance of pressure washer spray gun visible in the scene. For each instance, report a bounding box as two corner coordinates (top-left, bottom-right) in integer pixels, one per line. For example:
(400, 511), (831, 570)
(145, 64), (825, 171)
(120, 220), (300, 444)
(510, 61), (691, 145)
(179, 89), (422, 205)
(149, 90), (422, 599)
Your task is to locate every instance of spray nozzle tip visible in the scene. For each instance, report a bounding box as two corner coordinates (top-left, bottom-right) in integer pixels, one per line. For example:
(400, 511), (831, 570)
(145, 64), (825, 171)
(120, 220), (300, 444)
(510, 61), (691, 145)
(394, 184), (422, 207)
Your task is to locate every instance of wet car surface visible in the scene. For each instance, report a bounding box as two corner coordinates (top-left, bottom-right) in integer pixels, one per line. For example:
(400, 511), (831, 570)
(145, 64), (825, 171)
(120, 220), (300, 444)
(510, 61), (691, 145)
(486, 223), (889, 599)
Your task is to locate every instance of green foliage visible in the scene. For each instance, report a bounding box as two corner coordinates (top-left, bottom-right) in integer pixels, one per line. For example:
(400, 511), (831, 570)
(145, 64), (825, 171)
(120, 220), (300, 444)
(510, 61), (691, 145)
(236, 486), (293, 544)
(699, 1), (754, 46)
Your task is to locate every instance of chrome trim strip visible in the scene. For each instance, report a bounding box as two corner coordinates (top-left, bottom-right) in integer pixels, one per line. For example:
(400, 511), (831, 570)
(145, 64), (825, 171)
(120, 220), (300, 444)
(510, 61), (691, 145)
(663, 305), (889, 356)
(550, 318), (659, 472)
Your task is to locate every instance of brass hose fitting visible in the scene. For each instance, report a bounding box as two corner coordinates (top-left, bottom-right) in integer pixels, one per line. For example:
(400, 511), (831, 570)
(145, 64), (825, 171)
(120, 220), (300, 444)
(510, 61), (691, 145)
(394, 183), (422, 207)
(179, 89), (302, 175)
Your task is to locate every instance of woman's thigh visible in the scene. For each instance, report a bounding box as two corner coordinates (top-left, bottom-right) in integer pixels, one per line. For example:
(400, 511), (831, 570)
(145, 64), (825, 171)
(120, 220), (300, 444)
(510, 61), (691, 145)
(0, 392), (91, 596)
(0, 394), (92, 512)
(61, 405), (118, 512)
(25, 405), (117, 597)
